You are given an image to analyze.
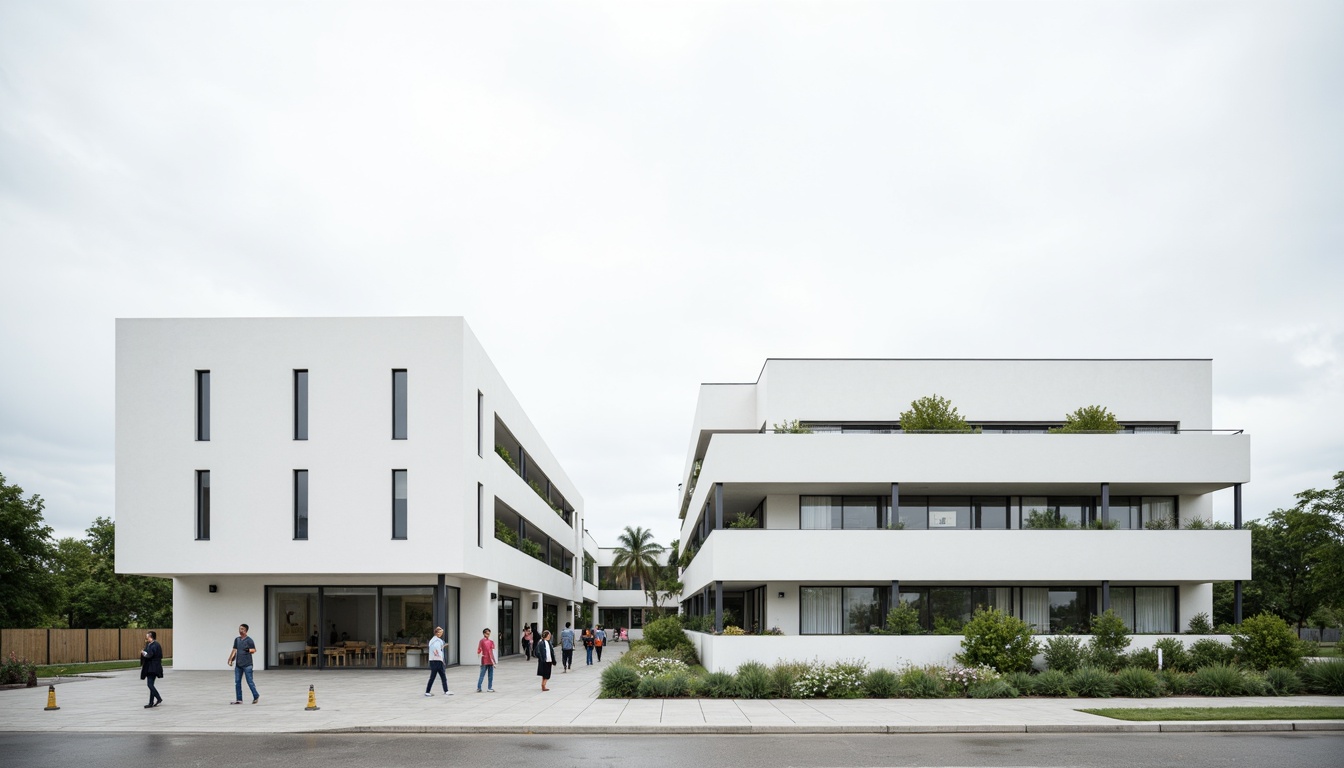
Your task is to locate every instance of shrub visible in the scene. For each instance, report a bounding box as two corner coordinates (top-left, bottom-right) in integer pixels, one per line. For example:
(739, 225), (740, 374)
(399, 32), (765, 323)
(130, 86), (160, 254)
(1049, 405), (1121, 433)
(1189, 638), (1235, 669)
(600, 664), (641, 698)
(637, 672), (692, 698)
(770, 661), (812, 698)
(0, 653), (37, 686)
(943, 665), (999, 696)
(702, 671), (739, 698)
(644, 616), (692, 653)
(864, 668), (901, 699)
(1231, 613), (1303, 671)
(722, 625), (747, 635)
(1153, 637), (1191, 672)
(735, 662), (773, 699)
(1191, 664), (1248, 696)
(1186, 612), (1214, 634)
(1300, 659), (1344, 695)
(1033, 669), (1073, 697)
(1114, 667), (1163, 698)
(772, 419), (812, 434)
(968, 679), (1020, 698)
(635, 657), (689, 677)
(899, 394), (973, 433)
(1069, 666), (1115, 698)
(956, 607), (1041, 673)
(885, 603), (924, 635)
(898, 667), (946, 698)
(1043, 636), (1087, 673)
(1262, 667), (1302, 696)
(795, 661), (867, 699)
(1088, 610), (1132, 672)
(1126, 648), (1160, 671)
(1004, 671), (1036, 695)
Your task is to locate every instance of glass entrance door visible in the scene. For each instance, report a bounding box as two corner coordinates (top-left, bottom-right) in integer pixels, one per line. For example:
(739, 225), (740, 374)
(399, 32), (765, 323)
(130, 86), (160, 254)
(497, 598), (515, 657)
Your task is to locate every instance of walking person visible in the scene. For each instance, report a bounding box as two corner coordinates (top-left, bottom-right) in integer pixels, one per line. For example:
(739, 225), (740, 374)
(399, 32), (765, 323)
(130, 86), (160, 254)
(476, 627), (496, 693)
(559, 622), (575, 672)
(227, 623), (259, 704)
(535, 629), (556, 691)
(424, 626), (453, 696)
(521, 626), (533, 660)
(594, 624), (606, 662)
(140, 630), (163, 708)
(582, 627), (594, 665)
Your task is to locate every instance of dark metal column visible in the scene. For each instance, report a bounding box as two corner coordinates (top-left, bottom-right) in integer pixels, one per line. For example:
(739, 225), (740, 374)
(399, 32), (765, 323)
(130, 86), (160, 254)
(1100, 482), (1110, 526)
(1101, 580), (1110, 613)
(715, 483), (724, 530)
(714, 581), (723, 633)
(1235, 581), (1244, 625)
(434, 574), (446, 631)
(891, 482), (900, 527)
(1234, 482), (1243, 624)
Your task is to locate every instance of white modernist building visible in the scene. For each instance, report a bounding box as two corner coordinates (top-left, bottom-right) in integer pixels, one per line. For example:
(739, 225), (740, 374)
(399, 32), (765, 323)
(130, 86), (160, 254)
(116, 318), (601, 670)
(673, 359), (1252, 672)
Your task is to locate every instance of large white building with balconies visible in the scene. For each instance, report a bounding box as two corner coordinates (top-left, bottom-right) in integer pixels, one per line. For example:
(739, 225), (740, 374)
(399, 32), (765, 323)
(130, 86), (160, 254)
(116, 317), (601, 670)
(674, 359), (1251, 672)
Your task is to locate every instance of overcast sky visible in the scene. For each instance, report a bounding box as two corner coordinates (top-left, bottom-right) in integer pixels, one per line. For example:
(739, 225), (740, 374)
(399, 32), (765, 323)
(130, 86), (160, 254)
(1, 1), (1340, 549)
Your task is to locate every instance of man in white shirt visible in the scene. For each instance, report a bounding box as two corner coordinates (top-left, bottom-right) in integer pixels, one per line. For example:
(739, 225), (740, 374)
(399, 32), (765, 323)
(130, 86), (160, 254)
(424, 626), (453, 697)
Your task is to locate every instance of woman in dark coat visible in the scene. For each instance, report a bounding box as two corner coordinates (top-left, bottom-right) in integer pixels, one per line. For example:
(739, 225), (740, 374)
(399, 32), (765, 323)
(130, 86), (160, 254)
(535, 630), (556, 691)
(140, 630), (164, 708)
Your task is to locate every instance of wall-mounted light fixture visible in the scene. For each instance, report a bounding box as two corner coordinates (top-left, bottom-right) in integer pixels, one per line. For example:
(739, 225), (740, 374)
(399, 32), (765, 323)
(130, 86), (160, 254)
(777, 591), (785, 599)
(209, 585), (218, 593)
(532, 602), (538, 610)
(566, 605), (573, 612)
(490, 592), (497, 600)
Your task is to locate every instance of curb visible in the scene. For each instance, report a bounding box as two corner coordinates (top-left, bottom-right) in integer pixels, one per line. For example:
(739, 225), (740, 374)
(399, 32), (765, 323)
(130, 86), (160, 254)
(307, 721), (1344, 735)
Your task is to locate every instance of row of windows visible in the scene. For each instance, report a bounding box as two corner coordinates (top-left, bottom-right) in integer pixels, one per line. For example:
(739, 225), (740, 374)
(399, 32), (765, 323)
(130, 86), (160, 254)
(195, 469), (455, 542)
(193, 369), (411, 442)
(797, 495), (1179, 531)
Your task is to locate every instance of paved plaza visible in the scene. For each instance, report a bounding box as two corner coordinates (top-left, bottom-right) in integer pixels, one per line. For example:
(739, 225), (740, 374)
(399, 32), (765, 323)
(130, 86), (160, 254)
(2, 649), (1341, 734)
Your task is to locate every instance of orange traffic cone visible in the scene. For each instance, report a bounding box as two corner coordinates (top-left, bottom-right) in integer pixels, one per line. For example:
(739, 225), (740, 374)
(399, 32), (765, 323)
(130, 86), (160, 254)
(44, 684), (60, 711)
(304, 684), (319, 711)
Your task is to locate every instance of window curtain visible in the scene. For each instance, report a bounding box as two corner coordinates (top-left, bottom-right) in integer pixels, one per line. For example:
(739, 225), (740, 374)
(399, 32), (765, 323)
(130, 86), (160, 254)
(1142, 497), (1175, 527)
(1021, 588), (1049, 634)
(800, 497), (835, 530)
(1135, 588), (1175, 633)
(1110, 587), (1135, 631)
(990, 588), (1012, 612)
(800, 587), (842, 634)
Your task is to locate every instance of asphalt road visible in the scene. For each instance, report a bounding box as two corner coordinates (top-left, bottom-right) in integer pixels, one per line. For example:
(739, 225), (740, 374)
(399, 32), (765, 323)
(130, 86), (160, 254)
(3, 732), (1341, 768)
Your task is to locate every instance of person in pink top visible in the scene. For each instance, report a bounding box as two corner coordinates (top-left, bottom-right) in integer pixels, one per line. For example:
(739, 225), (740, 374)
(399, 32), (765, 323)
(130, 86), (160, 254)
(476, 628), (496, 692)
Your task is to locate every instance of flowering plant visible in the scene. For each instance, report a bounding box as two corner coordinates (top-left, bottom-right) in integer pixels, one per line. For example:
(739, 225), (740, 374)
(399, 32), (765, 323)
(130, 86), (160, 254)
(635, 657), (689, 677)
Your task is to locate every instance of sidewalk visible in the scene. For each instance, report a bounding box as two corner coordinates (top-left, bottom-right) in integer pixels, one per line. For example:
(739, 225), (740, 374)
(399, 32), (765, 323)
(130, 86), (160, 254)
(3, 649), (1341, 735)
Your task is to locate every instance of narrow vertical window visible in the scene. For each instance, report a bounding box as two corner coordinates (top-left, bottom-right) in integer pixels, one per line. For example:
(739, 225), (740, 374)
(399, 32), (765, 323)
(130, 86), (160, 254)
(294, 470), (309, 540)
(195, 370), (211, 441)
(477, 482), (484, 547)
(476, 391), (484, 456)
(392, 469), (408, 539)
(392, 370), (408, 439)
(294, 370), (308, 440)
(196, 470), (211, 540)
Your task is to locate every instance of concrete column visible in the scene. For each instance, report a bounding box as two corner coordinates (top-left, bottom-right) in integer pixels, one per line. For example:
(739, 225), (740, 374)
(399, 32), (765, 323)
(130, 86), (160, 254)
(714, 581), (723, 633)
(890, 482), (899, 527)
(715, 483), (724, 530)
(434, 574), (446, 630)
(1100, 483), (1110, 526)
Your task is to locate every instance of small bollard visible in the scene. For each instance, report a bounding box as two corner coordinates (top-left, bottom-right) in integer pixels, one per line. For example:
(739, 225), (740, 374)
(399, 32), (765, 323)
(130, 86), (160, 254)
(305, 684), (319, 711)
(44, 685), (60, 711)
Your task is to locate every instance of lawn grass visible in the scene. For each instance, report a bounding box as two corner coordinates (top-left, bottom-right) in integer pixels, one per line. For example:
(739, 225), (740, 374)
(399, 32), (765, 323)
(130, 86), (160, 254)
(37, 659), (174, 676)
(1080, 706), (1344, 721)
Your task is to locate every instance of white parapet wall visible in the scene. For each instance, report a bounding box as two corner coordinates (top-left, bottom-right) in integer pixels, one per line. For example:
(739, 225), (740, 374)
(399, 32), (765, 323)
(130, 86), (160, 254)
(684, 632), (1236, 674)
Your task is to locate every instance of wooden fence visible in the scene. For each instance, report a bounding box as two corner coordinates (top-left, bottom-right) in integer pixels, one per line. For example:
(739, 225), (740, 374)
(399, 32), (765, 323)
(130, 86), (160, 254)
(1, 629), (174, 665)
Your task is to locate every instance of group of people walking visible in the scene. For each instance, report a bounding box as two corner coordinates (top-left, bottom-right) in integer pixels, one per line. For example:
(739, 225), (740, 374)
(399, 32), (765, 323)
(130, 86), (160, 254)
(136, 621), (621, 707)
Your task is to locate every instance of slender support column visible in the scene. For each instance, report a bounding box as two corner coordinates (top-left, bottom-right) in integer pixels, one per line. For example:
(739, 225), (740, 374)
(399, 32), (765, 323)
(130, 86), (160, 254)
(715, 483), (724, 530)
(891, 580), (900, 608)
(1101, 580), (1110, 613)
(714, 581), (723, 633)
(434, 574), (446, 631)
(1235, 581), (1243, 625)
(890, 482), (900, 527)
(1234, 483), (1242, 529)
(1100, 483), (1110, 526)
(703, 585), (710, 619)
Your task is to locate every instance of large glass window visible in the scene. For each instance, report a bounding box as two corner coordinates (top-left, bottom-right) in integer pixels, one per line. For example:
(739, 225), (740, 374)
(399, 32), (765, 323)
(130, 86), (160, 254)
(195, 370), (210, 441)
(294, 370), (308, 440)
(1048, 588), (1092, 633)
(392, 470), (407, 540)
(195, 470), (210, 540)
(1143, 497), (1176, 528)
(800, 496), (887, 530)
(844, 587), (883, 634)
(1110, 587), (1176, 633)
(974, 497), (1009, 529)
(392, 369), (408, 439)
(898, 496), (928, 529)
(800, 496), (841, 529)
(801, 586), (889, 634)
(294, 470), (308, 540)
(323, 587), (378, 668)
(382, 587), (434, 668)
(928, 497), (971, 529)
(268, 587), (317, 667)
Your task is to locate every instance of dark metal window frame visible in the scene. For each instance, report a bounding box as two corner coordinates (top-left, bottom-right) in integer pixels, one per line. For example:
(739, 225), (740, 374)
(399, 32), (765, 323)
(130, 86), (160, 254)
(294, 469), (308, 540)
(195, 370), (210, 441)
(392, 369), (408, 440)
(392, 469), (408, 540)
(294, 370), (308, 440)
(195, 469), (210, 540)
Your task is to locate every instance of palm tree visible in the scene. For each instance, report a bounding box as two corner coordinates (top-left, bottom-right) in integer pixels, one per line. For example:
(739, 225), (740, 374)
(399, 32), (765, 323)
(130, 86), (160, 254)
(611, 526), (664, 622)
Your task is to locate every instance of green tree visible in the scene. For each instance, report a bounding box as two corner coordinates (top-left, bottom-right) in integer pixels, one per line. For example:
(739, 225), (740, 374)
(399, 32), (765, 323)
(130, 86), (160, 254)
(1049, 405), (1122, 433)
(611, 525), (665, 624)
(899, 395), (973, 433)
(0, 472), (60, 627)
(955, 607), (1040, 673)
(53, 517), (172, 628)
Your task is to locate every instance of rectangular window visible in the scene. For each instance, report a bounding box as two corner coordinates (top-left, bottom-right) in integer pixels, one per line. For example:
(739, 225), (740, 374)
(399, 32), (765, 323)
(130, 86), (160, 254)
(294, 370), (308, 440)
(195, 470), (210, 540)
(195, 370), (210, 441)
(477, 483), (483, 548)
(1110, 587), (1176, 633)
(898, 495), (929, 529)
(974, 497), (1009, 529)
(928, 497), (971, 529)
(476, 391), (483, 457)
(294, 470), (308, 540)
(800, 496), (886, 530)
(392, 370), (408, 440)
(800, 586), (889, 634)
(392, 469), (407, 539)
